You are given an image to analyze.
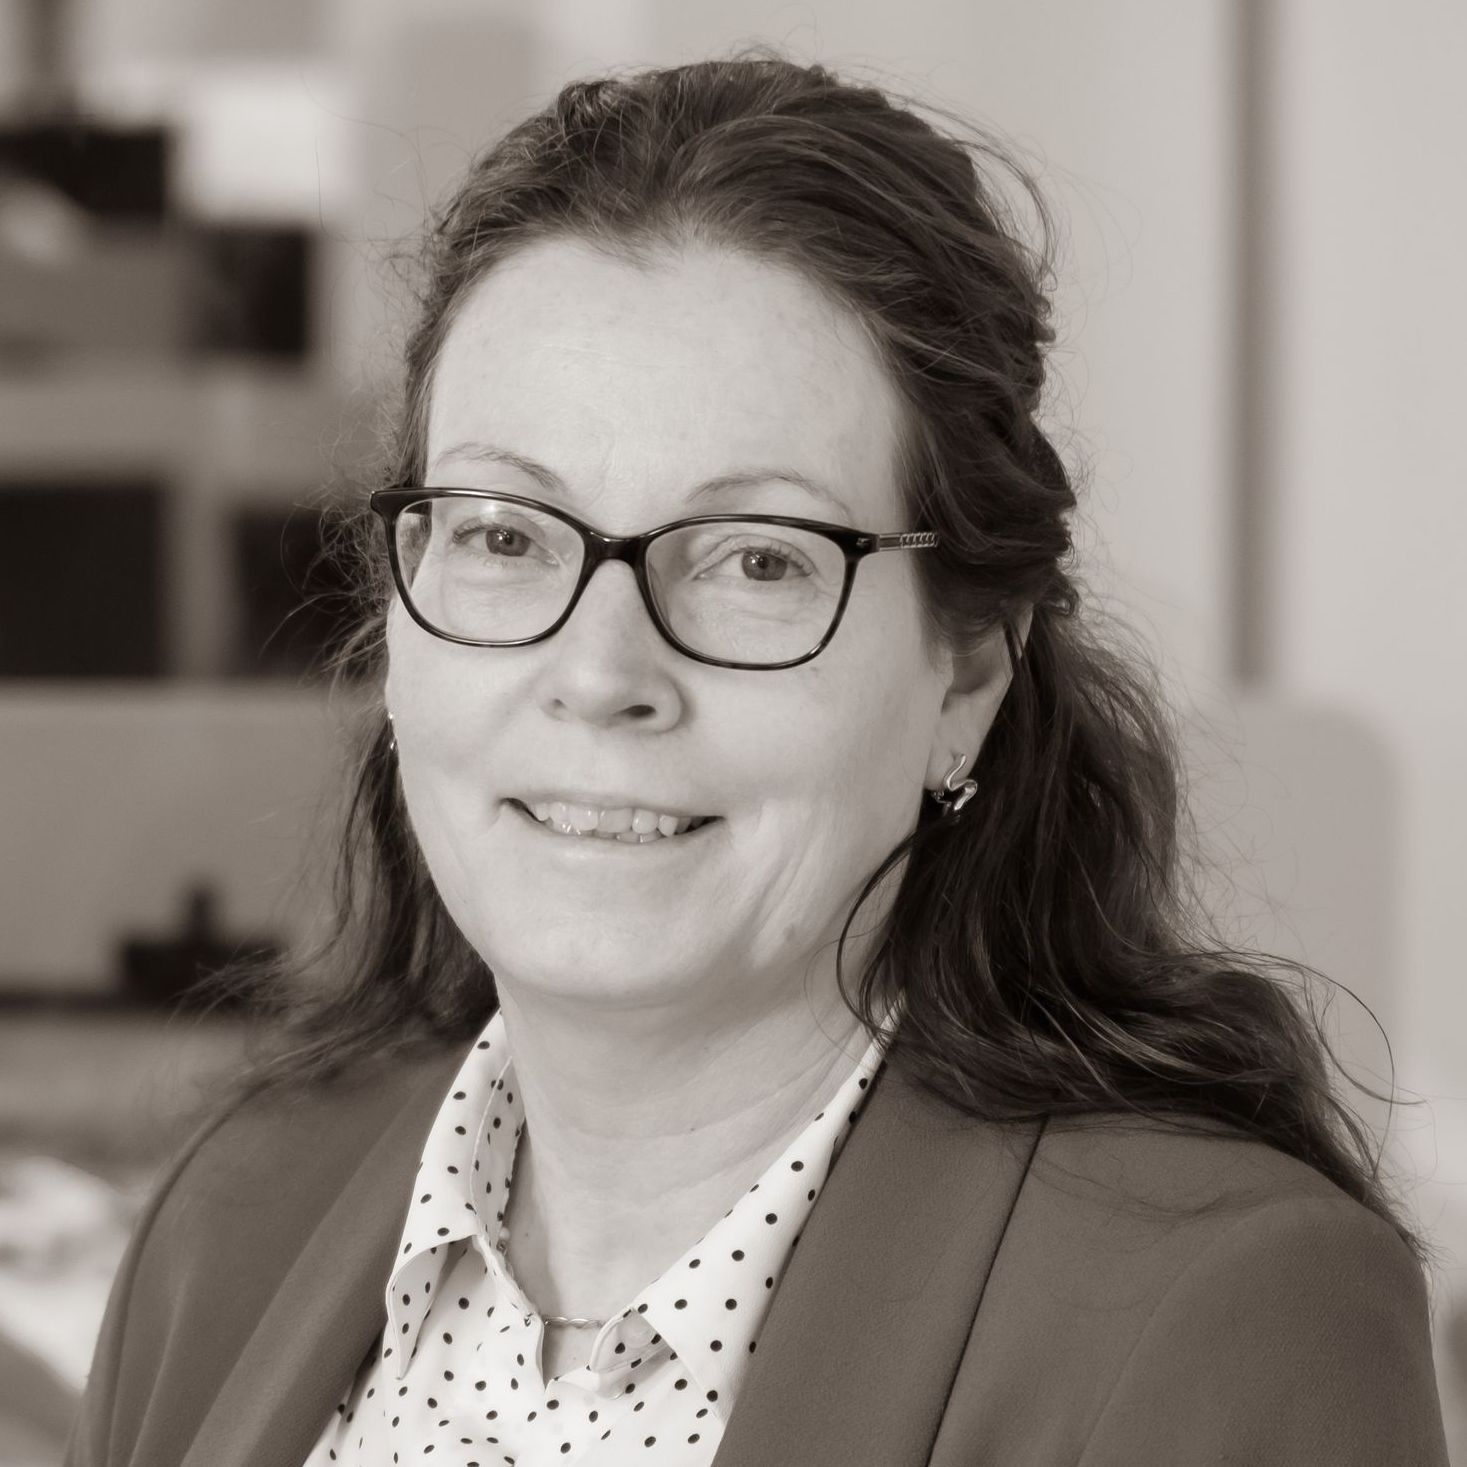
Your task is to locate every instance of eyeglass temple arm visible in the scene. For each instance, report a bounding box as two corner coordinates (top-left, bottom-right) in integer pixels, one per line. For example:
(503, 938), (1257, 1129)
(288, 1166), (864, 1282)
(872, 531), (939, 551)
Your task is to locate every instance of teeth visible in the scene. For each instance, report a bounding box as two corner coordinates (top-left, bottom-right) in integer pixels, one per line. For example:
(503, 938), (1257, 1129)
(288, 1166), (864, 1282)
(526, 800), (707, 840)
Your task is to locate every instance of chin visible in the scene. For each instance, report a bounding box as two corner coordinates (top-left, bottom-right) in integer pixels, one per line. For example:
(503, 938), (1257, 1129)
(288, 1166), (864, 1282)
(478, 923), (696, 990)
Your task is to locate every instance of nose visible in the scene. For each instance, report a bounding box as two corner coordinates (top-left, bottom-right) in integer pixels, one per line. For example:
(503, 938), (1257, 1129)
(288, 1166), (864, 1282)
(568, 554), (663, 642)
(536, 558), (683, 727)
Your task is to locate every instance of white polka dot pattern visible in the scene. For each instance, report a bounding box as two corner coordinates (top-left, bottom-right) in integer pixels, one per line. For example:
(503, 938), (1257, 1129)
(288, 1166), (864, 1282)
(299, 999), (902, 1466)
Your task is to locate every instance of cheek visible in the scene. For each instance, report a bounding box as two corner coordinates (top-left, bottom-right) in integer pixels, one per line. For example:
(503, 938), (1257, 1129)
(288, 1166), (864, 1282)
(754, 641), (934, 814)
(387, 647), (506, 877)
(387, 616), (496, 750)
(394, 752), (505, 933)
(840, 661), (937, 790)
(760, 687), (921, 869)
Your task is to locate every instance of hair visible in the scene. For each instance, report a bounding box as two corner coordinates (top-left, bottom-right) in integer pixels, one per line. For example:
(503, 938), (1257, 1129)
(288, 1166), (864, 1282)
(199, 50), (1442, 1279)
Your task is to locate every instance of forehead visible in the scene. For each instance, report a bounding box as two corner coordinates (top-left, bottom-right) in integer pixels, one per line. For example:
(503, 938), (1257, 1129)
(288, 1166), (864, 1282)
(424, 237), (907, 526)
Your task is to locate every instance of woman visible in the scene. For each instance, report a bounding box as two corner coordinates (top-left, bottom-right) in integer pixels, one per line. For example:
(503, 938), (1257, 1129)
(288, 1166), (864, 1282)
(67, 55), (1450, 1466)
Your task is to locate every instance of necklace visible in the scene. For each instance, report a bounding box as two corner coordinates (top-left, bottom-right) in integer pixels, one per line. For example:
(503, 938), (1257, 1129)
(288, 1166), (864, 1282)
(543, 1314), (604, 1328)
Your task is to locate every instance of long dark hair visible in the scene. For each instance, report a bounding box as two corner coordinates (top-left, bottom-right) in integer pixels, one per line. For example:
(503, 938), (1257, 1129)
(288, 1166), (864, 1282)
(200, 52), (1442, 1279)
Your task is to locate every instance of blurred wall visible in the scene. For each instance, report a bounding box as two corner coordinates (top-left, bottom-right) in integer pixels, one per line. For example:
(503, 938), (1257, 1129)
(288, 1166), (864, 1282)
(1265, 10), (1467, 1426)
(1270, 0), (1467, 1139)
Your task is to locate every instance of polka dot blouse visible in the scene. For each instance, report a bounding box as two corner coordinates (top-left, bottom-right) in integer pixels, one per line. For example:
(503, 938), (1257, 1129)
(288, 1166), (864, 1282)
(300, 998), (903, 1467)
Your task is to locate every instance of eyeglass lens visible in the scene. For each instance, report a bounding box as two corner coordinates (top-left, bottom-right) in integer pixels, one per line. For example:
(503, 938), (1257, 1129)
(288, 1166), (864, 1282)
(394, 496), (847, 665)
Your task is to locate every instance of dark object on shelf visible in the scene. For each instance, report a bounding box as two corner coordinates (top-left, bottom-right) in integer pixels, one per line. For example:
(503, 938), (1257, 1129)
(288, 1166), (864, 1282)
(229, 500), (366, 679)
(0, 120), (171, 220)
(0, 479), (165, 676)
(118, 882), (279, 1010)
(0, 198), (314, 362)
(187, 225), (311, 359)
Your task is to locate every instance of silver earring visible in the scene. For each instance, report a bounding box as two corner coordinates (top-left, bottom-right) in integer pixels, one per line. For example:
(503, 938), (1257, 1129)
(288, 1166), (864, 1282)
(386, 711), (396, 755)
(928, 753), (977, 817)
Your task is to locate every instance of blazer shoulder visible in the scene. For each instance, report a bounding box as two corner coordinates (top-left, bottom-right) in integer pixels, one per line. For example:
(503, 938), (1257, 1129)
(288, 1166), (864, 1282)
(936, 1107), (1447, 1464)
(1071, 1178), (1449, 1463)
(66, 1042), (469, 1467)
(146, 1041), (468, 1259)
(1028, 1107), (1356, 1221)
(992, 1105), (1432, 1359)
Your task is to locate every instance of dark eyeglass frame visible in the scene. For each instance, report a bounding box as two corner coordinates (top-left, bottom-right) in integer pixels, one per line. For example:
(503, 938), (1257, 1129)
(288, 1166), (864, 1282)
(369, 487), (940, 671)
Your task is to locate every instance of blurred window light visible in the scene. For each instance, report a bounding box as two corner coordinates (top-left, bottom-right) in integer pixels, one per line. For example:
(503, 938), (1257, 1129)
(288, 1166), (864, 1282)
(172, 63), (356, 226)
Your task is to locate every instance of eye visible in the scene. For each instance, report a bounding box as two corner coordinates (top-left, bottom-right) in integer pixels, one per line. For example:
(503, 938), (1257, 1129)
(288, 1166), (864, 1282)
(453, 522), (536, 558)
(693, 536), (816, 583)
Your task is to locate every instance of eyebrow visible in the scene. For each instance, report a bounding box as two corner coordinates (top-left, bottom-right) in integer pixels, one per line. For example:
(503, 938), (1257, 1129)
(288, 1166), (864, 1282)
(428, 441), (850, 519)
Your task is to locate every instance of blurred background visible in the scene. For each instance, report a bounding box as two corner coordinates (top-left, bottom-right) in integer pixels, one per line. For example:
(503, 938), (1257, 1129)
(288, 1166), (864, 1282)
(0, 0), (1463, 1461)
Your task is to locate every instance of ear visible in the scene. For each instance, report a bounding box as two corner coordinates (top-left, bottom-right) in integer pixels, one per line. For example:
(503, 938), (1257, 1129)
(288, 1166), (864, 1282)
(925, 605), (1032, 790)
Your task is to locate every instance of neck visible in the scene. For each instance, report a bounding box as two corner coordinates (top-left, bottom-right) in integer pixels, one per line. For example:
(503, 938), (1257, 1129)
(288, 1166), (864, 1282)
(494, 981), (873, 1323)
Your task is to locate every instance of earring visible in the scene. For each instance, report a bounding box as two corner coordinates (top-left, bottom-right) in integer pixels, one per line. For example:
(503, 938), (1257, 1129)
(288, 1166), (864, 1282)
(928, 753), (977, 817)
(386, 711), (396, 755)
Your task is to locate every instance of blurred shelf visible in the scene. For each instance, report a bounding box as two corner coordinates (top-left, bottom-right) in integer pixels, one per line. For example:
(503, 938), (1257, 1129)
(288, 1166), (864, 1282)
(0, 360), (361, 486)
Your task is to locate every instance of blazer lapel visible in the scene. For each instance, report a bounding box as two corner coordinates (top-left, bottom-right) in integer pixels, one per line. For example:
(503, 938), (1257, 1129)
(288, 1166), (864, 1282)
(179, 1040), (1042, 1467)
(180, 1048), (465, 1467)
(711, 1060), (1046, 1467)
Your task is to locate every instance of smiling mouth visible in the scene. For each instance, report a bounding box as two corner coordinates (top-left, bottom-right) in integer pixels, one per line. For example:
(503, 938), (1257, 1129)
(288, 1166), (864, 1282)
(507, 800), (720, 843)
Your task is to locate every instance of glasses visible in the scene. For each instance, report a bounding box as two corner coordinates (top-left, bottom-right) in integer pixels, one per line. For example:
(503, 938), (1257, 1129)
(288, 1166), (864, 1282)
(368, 488), (940, 671)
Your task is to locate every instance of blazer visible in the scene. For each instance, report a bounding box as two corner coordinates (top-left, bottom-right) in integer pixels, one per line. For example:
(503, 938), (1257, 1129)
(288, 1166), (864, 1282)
(65, 1033), (1451, 1466)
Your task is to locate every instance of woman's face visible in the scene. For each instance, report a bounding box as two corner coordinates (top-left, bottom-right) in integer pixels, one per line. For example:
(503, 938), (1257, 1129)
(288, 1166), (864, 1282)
(387, 237), (998, 1022)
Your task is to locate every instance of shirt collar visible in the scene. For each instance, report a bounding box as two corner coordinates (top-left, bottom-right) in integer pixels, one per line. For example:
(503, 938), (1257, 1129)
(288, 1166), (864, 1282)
(634, 1003), (900, 1413)
(384, 1020), (518, 1378)
(384, 995), (905, 1400)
